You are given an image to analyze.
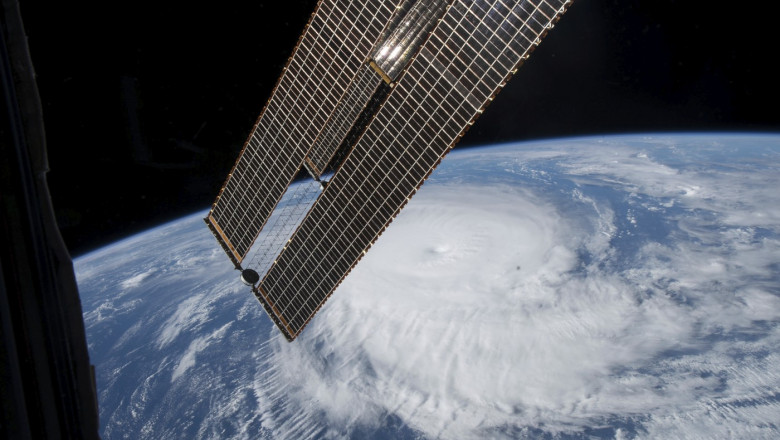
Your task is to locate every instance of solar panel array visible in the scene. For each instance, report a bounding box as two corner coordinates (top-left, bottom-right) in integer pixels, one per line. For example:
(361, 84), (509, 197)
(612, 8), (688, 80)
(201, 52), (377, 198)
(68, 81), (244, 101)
(258, 0), (574, 340)
(205, 0), (397, 265)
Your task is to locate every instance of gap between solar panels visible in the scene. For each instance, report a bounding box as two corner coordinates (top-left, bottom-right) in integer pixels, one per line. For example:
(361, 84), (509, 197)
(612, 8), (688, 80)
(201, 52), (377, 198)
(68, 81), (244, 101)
(242, 176), (324, 284)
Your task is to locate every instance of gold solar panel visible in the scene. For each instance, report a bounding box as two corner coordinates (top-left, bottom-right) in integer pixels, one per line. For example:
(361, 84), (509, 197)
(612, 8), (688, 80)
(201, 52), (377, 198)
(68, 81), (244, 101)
(206, 0), (574, 340)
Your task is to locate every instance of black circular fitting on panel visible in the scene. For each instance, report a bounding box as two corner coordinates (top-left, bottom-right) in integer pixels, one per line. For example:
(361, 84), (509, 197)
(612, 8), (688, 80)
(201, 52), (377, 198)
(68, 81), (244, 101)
(240, 269), (260, 286)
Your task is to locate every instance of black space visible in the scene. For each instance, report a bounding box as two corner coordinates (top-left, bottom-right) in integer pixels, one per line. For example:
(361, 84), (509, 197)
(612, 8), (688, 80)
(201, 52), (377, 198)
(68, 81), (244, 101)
(20, 1), (779, 256)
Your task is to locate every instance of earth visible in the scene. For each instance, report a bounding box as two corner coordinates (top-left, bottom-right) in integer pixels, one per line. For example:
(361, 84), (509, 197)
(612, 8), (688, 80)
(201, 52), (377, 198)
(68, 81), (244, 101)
(75, 133), (780, 439)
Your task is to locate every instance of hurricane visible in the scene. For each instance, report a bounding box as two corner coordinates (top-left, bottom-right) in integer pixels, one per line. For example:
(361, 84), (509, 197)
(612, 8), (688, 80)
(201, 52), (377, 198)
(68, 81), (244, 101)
(76, 134), (780, 439)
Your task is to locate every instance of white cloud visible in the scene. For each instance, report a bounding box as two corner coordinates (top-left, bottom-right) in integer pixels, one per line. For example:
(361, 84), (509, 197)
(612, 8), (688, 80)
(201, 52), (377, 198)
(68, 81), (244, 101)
(157, 293), (212, 349)
(121, 271), (153, 289)
(171, 322), (232, 382)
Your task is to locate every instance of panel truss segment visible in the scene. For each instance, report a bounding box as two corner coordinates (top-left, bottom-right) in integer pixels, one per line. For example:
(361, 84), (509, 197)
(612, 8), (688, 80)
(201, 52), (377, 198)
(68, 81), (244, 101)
(259, 0), (574, 340)
(205, 0), (397, 263)
(303, 66), (384, 178)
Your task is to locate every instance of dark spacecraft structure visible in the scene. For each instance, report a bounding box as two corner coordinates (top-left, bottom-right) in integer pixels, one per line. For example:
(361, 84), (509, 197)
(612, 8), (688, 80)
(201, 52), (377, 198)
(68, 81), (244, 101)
(206, 0), (574, 341)
(1, 1), (99, 437)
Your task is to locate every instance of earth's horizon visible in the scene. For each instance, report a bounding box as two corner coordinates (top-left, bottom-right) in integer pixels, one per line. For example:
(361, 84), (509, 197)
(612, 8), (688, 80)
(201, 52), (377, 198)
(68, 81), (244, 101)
(76, 132), (780, 439)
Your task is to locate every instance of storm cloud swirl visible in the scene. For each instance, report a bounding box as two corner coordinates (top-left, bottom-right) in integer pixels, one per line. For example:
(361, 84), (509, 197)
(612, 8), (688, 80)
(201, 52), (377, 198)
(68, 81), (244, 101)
(253, 135), (780, 439)
(77, 135), (780, 440)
